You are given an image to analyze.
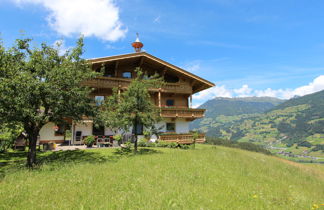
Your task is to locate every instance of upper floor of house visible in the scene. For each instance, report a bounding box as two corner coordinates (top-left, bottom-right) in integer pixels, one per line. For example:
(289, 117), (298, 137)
(84, 51), (214, 95)
(82, 36), (215, 121)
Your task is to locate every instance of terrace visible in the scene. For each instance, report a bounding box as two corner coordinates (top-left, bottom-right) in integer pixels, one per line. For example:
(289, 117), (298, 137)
(159, 133), (206, 144)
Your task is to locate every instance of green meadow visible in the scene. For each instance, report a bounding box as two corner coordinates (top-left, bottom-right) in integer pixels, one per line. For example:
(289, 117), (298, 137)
(1, 145), (323, 209)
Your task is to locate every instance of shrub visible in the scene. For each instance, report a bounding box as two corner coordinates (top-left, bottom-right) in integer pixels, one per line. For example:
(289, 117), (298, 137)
(180, 144), (190, 150)
(138, 141), (147, 147)
(156, 141), (169, 148)
(297, 141), (312, 148)
(0, 124), (23, 152)
(84, 136), (95, 147)
(167, 142), (178, 148)
(113, 134), (122, 141)
(312, 144), (324, 152)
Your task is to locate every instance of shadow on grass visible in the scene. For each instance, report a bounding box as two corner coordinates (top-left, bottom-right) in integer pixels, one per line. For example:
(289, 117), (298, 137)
(38, 149), (114, 165)
(113, 148), (162, 156)
(0, 147), (162, 178)
(0, 151), (26, 161)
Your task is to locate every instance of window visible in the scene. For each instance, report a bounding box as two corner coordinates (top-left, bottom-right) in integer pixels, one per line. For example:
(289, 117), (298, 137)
(166, 123), (176, 132)
(104, 69), (115, 77)
(166, 99), (174, 106)
(95, 96), (104, 106)
(133, 123), (143, 135)
(93, 125), (105, 136)
(122, 72), (132, 78)
(164, 74), (179, 83)
(54, 124), (65, 136)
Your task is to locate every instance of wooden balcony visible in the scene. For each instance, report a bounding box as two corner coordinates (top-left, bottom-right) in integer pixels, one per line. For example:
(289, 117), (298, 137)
(83, 77), (193, 94)
(160, 106), (205, 120)
(159, 133), (206, 144)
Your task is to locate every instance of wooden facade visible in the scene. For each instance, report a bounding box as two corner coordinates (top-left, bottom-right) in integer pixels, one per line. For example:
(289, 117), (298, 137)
(83, 52), (214, 144)
(38, 51), (214, 145)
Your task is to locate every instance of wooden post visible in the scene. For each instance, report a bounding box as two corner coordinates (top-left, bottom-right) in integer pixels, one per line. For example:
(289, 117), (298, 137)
(158, 89), (161, 107)
(189, 94), (192, 108)
(114, 61), (119, 77)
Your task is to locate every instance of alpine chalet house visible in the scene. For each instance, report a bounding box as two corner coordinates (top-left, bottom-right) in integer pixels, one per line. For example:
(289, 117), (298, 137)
(38, 36), (215, 145)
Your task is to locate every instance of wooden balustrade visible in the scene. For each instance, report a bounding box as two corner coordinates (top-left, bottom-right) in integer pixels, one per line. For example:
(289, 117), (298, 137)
(160, 107), (205, 119)
(159, 133), (206, 144)
(83, 77), (192, 94)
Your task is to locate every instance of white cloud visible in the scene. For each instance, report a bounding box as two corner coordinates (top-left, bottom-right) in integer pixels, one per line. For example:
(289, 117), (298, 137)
(234, 84), (252, 97)
(12, 0), (127, 41)
(193, 75), (324, 103)
(193, 85), (232, 100)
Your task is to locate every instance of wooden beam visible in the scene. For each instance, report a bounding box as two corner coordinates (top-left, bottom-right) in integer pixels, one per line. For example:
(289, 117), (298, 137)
(114, 61), (119, 77)
(139, 56), (144, 67)
(158, 89), (161, 107)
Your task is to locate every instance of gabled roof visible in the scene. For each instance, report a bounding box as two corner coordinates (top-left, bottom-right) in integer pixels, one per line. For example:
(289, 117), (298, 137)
(88, 52), (215, 93)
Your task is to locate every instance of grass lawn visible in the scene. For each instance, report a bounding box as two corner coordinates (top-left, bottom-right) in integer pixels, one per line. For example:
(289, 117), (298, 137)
(0, 145), (324, 209)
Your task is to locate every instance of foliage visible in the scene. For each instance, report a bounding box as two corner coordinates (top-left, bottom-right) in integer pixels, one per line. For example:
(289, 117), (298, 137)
(83, 136), (95, 146)
(206, 136), (272, 155)
(115, 142), (133, 155)
(0, 36), (97, 166)
(1, 145), (323, 209)
(98, 68), (163, 152)
(312, 144), (324, 152)
(190, 97), (284, 130)
(0, 124), (23, 152)
(137, 141), (192, 149)
(113, 134), (122, 141)
(297, 141), (312, 148)
(193, 91), (324, 151)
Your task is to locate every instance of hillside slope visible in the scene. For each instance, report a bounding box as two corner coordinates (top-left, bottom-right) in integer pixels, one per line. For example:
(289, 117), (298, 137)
(190, 97), (284, 131)
(194, 90), (324, 158)
(1, 145), (323, 209)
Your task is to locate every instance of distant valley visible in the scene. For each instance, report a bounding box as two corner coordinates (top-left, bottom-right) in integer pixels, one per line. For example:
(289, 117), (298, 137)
(191, 90), (324, 162)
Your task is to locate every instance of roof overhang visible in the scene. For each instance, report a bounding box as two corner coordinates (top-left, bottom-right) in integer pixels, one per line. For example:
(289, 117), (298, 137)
(87, 52), (215, 93)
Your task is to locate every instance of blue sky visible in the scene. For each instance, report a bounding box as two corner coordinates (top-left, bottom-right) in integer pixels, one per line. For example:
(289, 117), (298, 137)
(1, 0), (324, 106)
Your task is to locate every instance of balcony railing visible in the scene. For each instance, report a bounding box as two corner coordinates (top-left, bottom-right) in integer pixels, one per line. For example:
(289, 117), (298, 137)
(159, 133), (206, 144)
(160, 106), (205, 119)
(83, 77), (193, 94)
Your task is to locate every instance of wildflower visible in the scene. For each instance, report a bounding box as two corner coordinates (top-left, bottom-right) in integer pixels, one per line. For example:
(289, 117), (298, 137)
(312, 204), (319, 209)
(253, 195), (258, 199)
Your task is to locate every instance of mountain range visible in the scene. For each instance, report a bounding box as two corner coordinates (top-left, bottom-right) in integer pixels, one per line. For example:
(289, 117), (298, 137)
(191, 90), (324, 147)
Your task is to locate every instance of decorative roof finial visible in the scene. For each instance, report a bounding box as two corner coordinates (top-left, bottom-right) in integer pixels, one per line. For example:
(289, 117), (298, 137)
(132, 33), (143, 52)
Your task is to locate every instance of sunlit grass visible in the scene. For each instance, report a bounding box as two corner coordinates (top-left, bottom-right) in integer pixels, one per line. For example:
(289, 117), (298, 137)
(0, 145), (323, 209)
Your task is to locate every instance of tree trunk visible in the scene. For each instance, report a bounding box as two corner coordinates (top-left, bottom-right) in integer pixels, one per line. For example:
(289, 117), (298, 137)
(134, 134), (138, 153)
(27, 129), (39, 168)
(133, 119), (138, 153)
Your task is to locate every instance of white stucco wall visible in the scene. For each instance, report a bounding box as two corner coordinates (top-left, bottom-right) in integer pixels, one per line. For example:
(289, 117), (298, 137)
(74, 121), (93, 137)
(175, 120), (189, 134)
(150, 119), (189, 141)
(39, 122), (65, 142)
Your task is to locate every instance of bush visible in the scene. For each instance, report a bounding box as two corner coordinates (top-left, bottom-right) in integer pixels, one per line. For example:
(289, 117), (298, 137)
(84, 136), (95, 147)
(297, 141), (312, 148)
(180, 144), (190, 150)
(137, 141), (190, 149)
(0, 124), (23, 152)
(312, 144), (324, 152)
(167, 142), (178, 148)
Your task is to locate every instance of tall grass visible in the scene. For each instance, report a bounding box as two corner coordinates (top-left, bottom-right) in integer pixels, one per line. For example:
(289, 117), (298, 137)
(0, 145), (323, 209)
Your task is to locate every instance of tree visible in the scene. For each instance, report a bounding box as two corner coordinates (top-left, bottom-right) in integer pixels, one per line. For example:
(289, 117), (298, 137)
(98, 68), (162, 152)
(0, 123), (23, 153)
(0, 37), (97, 167)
